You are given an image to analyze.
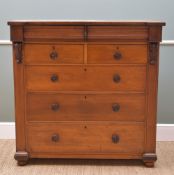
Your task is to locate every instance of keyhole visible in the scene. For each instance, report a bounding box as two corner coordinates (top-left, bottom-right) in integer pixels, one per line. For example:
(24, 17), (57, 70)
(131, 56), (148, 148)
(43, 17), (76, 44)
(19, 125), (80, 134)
(84, 126), (87, 129)
(84, 95), (87, 99)
(84, 68), (87, 71)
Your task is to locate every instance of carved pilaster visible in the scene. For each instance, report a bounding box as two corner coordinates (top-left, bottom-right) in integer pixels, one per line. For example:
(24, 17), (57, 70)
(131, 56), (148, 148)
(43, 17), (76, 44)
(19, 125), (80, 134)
(14, 42), (23, 64)
(149, 42), (158, 65)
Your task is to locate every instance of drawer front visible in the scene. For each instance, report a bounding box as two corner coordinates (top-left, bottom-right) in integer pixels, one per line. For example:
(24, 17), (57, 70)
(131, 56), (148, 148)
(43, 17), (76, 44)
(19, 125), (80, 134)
(24, 26), (84, 42)
(88, 26), (148, 41)
(24, 44), (84, 64)
(26, 66), (146, 91)
(23, 25), (148, 42)
(27, 123), (145, 154)
(87, 44), (147, 64)
(27, 93), (145, 122)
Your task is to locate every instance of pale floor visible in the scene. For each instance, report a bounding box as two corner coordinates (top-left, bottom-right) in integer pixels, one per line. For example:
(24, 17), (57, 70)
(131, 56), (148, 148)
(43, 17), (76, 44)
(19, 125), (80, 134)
(0, 140), (174, 175)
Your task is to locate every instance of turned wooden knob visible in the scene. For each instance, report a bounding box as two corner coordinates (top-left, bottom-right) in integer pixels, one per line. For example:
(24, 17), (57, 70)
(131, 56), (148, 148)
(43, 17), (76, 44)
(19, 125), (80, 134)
(51, 74), (58, 82)
(112, 103), (120, 112)
(112, 134), (119, 143)
(51, 103), (60, 111)
(50, 50), (58, 60)
(51, 134), (59, 142)
(113, 74), (121, 83)
(113, 51), (122, 60)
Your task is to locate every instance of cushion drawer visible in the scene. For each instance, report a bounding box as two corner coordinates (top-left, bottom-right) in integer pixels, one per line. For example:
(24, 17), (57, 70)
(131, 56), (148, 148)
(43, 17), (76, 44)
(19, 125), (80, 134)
(27, 122), (145, 154)
(88, 26), (148, 41)
(24, 44), (84, 64)
(27, 93), (145, 122)
(26, 65), (146, 91)
(87, 44), (147, 64)
(24, 26), (84, 42)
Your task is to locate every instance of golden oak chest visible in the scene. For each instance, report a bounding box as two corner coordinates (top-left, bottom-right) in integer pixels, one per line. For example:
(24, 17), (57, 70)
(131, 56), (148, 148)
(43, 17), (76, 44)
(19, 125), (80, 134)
(8, 20), (165, 167)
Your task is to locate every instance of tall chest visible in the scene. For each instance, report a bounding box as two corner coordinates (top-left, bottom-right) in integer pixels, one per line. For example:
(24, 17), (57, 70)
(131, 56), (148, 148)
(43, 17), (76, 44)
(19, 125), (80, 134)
(8, 21), (165, 167)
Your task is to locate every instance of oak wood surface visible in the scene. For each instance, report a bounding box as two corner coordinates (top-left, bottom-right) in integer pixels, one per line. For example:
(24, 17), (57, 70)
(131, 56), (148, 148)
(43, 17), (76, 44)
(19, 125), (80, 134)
(24, 26), (84, 42)
(26, 122), (145, 154)
(87, 44), (147, 64)
(25, 65), (146, 91)
(13, 47), (26, 152)
(145, 43), (159, 154)
(26, 93), (145, 122)
(87, 26), (148, 41)
(23, 26), (149, 42)
(24, 44), (84, 64)
(7, 20), (166, 26)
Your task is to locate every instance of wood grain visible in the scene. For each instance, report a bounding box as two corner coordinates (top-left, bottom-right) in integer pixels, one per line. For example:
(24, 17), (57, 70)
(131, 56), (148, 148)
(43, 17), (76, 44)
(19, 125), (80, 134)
(87, 44), (147, 64)
(26, 122), (145, 154)
(24, 26), (84, 42)
(24, 44), (84, 64)
(25, 65), (146, 91)
(88, 26), (148, 41)
(8, 20), (166, 26)
(26, 93), (145, 122)
(13, 44), (26, 152)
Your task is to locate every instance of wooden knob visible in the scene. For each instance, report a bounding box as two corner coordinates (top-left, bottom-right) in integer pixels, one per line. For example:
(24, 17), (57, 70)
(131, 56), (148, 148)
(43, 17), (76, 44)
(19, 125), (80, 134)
(51, 134), (59, 142)
(113, 51), (122, 60)
(113, 74), (121, 83)
(112, 103), (120, 112)
(112, 134), (119, 143)
(51, 74), (58, 82)
(51, 103), (59, 111)
(50, 51), (58, 60)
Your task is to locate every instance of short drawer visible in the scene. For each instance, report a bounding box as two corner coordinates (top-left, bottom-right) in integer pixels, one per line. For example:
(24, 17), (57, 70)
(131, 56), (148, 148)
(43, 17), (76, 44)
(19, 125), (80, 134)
(24, 26), (84, 42)
(88, 26), (148, 41)
(87, 44), (147, 64)
(24, 44), (84, 64)
(27, 93), (145, 122)
(25, 65), (146, 91)
(27, 122), (145, 154)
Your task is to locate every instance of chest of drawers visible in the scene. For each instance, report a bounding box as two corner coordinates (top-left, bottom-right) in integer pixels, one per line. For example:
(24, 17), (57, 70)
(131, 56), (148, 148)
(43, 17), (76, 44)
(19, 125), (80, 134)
(8, 20), (165, 167)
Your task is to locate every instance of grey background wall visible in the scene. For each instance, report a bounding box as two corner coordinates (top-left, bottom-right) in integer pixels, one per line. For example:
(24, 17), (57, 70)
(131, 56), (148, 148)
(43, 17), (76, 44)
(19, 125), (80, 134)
(0, 0), (174, 123)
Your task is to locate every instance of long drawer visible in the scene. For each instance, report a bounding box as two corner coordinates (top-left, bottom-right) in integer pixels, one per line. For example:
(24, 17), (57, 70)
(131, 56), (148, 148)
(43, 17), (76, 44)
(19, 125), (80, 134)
(26, 122), (145, 154)
(27, 93), (145, 122)
(25, 65), (146, 91)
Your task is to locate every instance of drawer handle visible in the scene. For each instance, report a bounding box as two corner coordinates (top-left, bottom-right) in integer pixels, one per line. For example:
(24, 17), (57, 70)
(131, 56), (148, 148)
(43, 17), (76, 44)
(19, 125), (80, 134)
(113, 51), (122, 60)
(50, 51), (58, 60)
(51, 134), (59, 142)
(113, 74), (121, 83)
(112, 103), (120, 112)
(51, 74), (58, 82)
(51, 103), (60, 111)
(112, 134), (119, 143)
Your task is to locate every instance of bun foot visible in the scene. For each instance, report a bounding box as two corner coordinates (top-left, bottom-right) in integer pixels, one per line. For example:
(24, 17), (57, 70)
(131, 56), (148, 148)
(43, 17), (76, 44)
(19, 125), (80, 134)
(17, 160), (28, 166)
(144, 161), (155, 167)
(142, 153), (157, 167)
(14, 151), (29, 166)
